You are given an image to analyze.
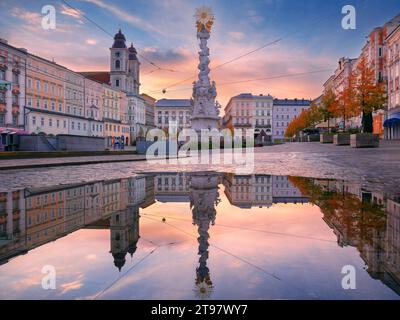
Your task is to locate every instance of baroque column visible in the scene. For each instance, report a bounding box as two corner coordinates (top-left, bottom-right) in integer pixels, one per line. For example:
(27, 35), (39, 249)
(189, 172), (220, 299)
(191, 7), (220, 132)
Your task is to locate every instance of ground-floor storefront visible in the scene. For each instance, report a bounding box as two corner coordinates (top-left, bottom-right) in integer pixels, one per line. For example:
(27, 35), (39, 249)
(384, 111), (400, 140)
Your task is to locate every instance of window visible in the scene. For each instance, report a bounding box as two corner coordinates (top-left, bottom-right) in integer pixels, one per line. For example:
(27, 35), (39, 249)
(12, 72), (18, 84)
(36, 80), (40, 91)
(115, 79), (120, 87)
(71, 121), (75, 129)
(12, 115), (18, 127)
(56, 119), (60, 127)
(49, 118), (52, 127)
(27, 77), (32, 88)
(0, 69), (5, 81)
(41, 117), (45, 126)
(32, 116), (36, 125)
(0, 114), (4, 125)
(0, 92), (5, 104)
(115, 60), (120, 69)
(63, 120), (67, 128)
(43, 82), (48, 93)
(12, 94), (18, 105)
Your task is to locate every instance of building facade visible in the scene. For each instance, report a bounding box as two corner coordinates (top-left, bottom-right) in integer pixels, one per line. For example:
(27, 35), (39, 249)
(84, 78), (103, 137)
(127, 94), (146, 143)
(385, 24), (400, 140)
(253, 94), (273, 145)
(154, 99), (193, 133)
(0, 39), (26, 132)
(272, 98), (311, 143)
(141, 93), (156, 133)
(25, 53), (68, 136)
(102, 84), (129, 147)
(223, 93), (253, 132)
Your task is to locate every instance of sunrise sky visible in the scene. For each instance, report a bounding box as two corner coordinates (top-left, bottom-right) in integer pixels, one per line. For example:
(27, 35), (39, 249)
(1, 0), (399, 107)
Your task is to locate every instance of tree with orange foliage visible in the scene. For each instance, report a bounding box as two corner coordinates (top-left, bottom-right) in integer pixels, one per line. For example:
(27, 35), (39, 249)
(285, 103), (323, 138)
(333, 71), (359, 130)
(321, 89), (337, 132)
(353, 56), (386, 133)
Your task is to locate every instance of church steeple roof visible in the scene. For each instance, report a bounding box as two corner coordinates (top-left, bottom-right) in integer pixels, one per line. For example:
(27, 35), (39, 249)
(128, 43), (138, 60)
(112, 29), (127, 48)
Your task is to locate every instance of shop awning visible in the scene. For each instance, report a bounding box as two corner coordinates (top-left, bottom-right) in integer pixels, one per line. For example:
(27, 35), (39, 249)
(384, 113), (400, 127)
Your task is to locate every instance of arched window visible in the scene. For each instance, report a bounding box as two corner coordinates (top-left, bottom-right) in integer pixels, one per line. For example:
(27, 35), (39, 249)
(115, 60), (120, 69)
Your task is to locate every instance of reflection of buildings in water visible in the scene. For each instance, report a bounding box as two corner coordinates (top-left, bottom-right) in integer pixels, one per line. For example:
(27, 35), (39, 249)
(223, 174), (308, 208)
(1, 172), (400, 295)
(189, 173), (220, 299)
(154, 172), (191, 202)
(110, 204), (140, 271)
(291, 177), (400, 295)
(0, 176), (154, 271)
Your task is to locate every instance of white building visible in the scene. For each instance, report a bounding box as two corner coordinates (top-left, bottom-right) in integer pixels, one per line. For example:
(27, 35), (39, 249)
(272, 98), (311, 142)
(84, 78), (103, 137)
(385, 24), (400, 140)
(127, 94), (146, 142)
(154, 99), (192, 132)
(0, 39), (26, 131)
(253, 94), (273, 145)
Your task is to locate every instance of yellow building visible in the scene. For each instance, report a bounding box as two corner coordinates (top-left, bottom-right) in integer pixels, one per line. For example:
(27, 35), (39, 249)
(102, 84), (129, 148)
(25, 54), (67, 135)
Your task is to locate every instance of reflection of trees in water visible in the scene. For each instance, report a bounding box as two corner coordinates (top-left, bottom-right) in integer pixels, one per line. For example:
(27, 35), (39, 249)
(289, 176), (386, 246)
(289, 177), (400, 293)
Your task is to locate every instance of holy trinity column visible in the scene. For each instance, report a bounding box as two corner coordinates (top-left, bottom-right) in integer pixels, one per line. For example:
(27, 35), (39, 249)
(189, 172), (221, 299)
(191, 7), (220, 132)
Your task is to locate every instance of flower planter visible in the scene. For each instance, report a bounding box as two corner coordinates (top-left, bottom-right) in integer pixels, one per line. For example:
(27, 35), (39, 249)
(350, 133), (380, 148)
(320, 133), (334, 144)
(308, 134), (320, 142)
(333, 134), (350, 146)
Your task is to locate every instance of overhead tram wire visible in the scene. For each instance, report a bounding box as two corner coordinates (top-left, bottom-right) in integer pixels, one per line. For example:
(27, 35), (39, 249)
(59, 0), (179, 75)
(148, 0), (369, 95)
(150, 69), (332, 95)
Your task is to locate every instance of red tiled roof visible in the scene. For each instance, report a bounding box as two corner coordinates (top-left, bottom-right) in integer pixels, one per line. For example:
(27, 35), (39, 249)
(80, 71), (110, 85)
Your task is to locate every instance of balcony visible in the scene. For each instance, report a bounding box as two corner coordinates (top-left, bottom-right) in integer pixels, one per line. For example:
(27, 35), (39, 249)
(12, 105), (20, 113)
(234, 123), (252, 128)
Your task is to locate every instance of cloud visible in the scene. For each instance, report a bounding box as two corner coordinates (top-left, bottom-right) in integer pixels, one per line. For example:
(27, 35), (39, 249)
(86, 39), (98, 45)
(228, 31), (245, 41)
(142, 47), (192, 63)
(82, 0), (165, 35)
(60, 3), (83, 23)
(10, 7), (41, 25)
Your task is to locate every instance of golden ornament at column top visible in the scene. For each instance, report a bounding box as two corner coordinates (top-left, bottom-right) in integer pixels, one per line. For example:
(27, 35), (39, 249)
(194, 6), (215, 33)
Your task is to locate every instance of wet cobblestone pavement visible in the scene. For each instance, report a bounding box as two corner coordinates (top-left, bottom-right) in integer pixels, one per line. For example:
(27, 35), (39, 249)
(0, 141), (399, 197)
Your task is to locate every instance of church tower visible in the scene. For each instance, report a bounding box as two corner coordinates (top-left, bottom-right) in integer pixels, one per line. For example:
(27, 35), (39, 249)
(128, 43), (140, 95)
(110, 29), (128, 92)
(110, 30), (140, 95)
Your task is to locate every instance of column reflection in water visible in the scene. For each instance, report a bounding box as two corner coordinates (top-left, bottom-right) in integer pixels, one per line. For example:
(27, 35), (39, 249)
(189, 172), (221, 299)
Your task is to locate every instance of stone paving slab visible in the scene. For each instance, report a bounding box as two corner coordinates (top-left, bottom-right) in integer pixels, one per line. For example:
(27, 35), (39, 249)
(0, 154), (148, 170)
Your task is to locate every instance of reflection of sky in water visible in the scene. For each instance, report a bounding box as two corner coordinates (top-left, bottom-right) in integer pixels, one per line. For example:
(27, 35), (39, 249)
(0, 177), (399, 300)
